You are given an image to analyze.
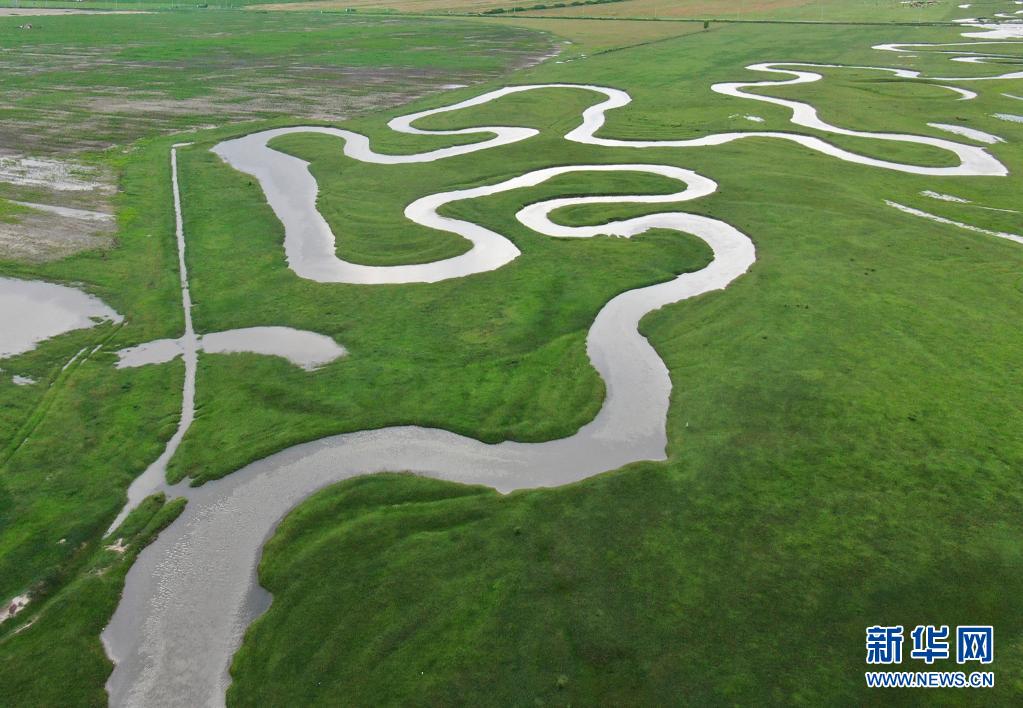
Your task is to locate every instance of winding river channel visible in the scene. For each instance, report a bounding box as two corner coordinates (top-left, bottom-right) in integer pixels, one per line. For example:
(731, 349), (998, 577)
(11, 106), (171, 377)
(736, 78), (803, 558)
(53, 15), (1019, 707)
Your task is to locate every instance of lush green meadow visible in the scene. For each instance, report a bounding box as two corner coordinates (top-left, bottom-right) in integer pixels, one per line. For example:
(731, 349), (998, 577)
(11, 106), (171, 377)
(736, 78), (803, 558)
(166, 19), (1023, 486)
(255, 0), (1010, 23)
(0, 10), (552, 703)
(215, 18), (1021, 707)
(3, 0), (1001, 21)
(168, 134), (713, 482)
(524, 0), (1006, 22)
(0, 494), (185, 706)
(0, 10), (549, 153)
(1, 2), (1021, 706)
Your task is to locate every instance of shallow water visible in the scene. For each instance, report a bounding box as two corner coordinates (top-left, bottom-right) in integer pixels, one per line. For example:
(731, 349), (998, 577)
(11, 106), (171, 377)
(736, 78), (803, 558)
(0, 276), (121, 359)
(10, 200), (114, 222)
(928, 122), (1003, 144)
(201, 327), (346, 371)
(115, 337), (184, 368)
(116, 327), (346, 371)
(886, 200), (1023, 245)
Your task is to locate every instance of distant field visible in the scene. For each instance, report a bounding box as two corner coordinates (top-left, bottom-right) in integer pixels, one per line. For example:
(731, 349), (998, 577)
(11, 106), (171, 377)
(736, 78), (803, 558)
(248, 5), (708, 52)
(0, 11), (550, 154)
(253, 0), (510, 12)
(526, 0), (990, 22)
(469, 15), (706, 52)
(6, 0), (1001, 20)
(247, 0), (1006, 21)
(525, 0), (827, 21)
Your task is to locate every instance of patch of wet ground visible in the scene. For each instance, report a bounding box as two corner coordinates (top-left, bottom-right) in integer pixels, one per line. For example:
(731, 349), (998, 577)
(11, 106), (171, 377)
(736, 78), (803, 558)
(0, 25), (557, 155)
(0, 207), (115, 262)
(0, 17), (555, 262)
(0, 155), (116, 262)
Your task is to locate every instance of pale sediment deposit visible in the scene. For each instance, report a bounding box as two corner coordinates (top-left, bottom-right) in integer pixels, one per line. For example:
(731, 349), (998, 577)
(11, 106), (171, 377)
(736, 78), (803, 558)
(0, 594), (31, 624)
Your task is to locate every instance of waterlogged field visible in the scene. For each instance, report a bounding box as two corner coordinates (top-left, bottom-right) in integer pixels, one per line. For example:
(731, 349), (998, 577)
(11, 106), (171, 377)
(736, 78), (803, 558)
(0, 11), (551, 704)
(0, 10), (552, 263)
(0, 10), (550, 154)
(1, 2), (1023, 706)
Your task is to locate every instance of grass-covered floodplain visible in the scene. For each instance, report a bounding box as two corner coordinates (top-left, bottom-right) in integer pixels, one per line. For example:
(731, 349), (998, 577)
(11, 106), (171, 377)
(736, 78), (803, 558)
(167, 133), (714, 482)
(251, 0), (1005, 23)
(0, 494), (185, 706)
(132, 16), (1020, 706)
(0, 10), (557, 703)
(525, 0), (1002, 22)
(0, 10), (550, 154)
(0, 3), (1021, 706)
(167, 19), (1023, 486)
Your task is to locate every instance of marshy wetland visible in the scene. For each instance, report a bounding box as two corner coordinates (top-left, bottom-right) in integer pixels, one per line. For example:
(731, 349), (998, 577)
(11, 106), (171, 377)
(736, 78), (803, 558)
(2, 2), (1023, 705)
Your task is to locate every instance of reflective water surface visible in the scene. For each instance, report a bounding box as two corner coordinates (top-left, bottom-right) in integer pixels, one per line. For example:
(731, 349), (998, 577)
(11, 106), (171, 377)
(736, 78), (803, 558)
(102, 15), (1017, 706)
(0, 276), (121, 359)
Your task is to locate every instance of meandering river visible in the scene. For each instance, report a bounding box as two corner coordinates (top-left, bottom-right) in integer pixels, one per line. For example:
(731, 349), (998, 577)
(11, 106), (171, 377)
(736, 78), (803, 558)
(57, 15), (1020, 707)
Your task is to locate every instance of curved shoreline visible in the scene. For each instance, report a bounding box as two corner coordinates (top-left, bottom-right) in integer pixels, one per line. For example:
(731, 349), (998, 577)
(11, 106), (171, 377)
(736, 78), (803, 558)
(0, 276), (122, 360)
(102, 22), (1018, 708)
(208, 67), (1008, 283)
(103, 153), (757, 707)
(212, 73), (1008, 281)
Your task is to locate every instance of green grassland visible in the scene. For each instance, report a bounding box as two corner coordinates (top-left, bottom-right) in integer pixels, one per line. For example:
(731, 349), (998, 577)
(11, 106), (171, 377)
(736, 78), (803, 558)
(0, 10), (550, 153)
(0, 4), (1021, 706)
(2, 0), (1004, 22)
(0, 134), (184, 605)
(523, 0), (1007, 23)
(209, 18), (1019, 707)
(166, 20), (1022, 486)
(0, 199), (33, 223)
(267, 141), (693, 265)
(0, 136), (202, 704)
(0, 494), (185, 706)
(167, 137), (713, 483)
(0, 11), (555, 703)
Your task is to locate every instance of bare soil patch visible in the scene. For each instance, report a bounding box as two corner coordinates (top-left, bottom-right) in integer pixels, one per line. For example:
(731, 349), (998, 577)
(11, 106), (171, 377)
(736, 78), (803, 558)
(0, 155), (115, 262)
(0, 205), (115, 263)
(0, 18), (554, 154)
